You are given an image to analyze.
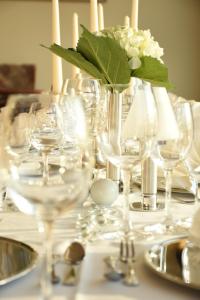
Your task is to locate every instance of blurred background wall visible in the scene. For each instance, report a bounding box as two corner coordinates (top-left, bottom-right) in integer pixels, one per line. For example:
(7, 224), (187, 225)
(0, 0), (199, 99)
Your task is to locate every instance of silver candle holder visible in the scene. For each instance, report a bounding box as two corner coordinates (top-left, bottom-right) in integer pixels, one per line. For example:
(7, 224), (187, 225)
(130, 157), (164, 211)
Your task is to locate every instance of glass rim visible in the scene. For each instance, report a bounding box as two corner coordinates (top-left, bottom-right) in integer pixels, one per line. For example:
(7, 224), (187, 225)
(104, 83), (130, 88)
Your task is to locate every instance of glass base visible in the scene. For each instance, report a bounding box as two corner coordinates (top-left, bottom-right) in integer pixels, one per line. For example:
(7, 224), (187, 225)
(140, 217), (192, 236)
(77, 206), (123, 242)
(130, 201), (165, 212)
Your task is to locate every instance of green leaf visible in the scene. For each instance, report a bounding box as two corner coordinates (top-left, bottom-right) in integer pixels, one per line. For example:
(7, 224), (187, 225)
(77, 25), (131, 85)
(42, 44), (107, 83)
(132, 56), (173, 89)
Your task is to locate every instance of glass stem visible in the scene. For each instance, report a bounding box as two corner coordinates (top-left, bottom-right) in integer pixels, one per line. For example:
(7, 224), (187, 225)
(40, 220), (53, 300)
(42, 152), (49, 184)
(121, 169), (131, 238)
(164, 169), (172, 222)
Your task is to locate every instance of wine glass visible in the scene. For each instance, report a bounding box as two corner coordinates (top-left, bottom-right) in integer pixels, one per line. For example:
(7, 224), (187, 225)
(5, 95), (92, 300)
(2, 94), (39, 210)
(62, 77), (106, 175)
(30, 93), (63, 183)
(0, 117), (9, 213)
(184, 101), (200, 219)
(152, 101), (193, 232)
(98, 81), (158, 239)
(3, 94), (35, 159)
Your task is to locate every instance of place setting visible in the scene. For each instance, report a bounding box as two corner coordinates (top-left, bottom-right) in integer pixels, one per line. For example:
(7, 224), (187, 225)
(0, 0), (200, 300)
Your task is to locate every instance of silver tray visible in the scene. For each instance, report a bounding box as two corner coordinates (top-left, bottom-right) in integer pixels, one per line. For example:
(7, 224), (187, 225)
(145, 237), (200, 290)
(0, 236), (38, 285)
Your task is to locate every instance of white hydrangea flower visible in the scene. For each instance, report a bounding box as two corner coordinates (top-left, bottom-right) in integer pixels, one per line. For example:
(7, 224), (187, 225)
(99, 26), (164, 70)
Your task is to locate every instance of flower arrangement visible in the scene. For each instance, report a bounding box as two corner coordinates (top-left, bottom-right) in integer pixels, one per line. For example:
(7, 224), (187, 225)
(44, 25), (171, 89)
(99, 26), (164, 70)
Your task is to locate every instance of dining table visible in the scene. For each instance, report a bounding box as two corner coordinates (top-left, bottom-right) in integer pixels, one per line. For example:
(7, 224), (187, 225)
(0, 191), (200, 300)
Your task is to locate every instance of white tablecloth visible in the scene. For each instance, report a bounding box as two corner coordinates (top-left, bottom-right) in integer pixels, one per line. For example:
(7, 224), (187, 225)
(0, 197), (199, 300)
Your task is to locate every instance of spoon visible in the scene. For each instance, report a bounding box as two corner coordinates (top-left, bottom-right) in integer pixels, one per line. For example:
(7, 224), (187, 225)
(62, 241), (85, 286)
(104, 256), (124, 281)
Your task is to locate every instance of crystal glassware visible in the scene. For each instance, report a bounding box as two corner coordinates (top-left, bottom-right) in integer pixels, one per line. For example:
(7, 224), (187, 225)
(152, 101), (193, 232)
(61, 77), (106, 174)
(3, 94), (35, 159)
(2, 94), (40, 210)
(98, 81), (158, 239)
(184, 101), (200, 212)
(0, 122), (9, 213)
(30, 93), (63, 184)
(5, 95), (92, 300)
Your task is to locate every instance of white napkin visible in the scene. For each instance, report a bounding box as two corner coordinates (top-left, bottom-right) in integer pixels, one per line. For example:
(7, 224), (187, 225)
(153, 87), (179, 140)
(157, 164), (193, 193)
(123, 82), (156, 139)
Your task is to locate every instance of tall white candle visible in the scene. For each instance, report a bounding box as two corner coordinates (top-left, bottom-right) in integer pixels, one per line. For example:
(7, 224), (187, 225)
(52, 0), (63, 94)
(90, 0), (98, 32)
(72, 12), (80, 78)
(98, 3), (104, 31)
(124, 16), (130, 28)
(131, 0), (139, 30)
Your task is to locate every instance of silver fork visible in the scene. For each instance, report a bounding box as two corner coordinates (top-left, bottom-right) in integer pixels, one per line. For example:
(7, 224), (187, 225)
(120, 239), (139, 286)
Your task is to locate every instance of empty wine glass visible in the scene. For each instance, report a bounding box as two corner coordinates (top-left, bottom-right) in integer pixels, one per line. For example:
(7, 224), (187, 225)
(98, 81), (157, 239)
(3, 94), (35, 160)
(62, 77), (106, 174)
(184, 101), (200, 212)
(2, 94), (40, 210)
(0, 118), (9, 213)
(152, 101), (193, 232)
(5, 95), (92, 300)
(30, 93), (63, 183)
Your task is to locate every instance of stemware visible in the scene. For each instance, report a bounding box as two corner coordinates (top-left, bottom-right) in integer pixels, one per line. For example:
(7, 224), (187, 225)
(0, 130), (9, 213)
(98, 81), (158, 239)
(30, 93), (63, 183)
(152, 101), (193, 233)
(62, 77), (106, 174)
(1, 94), (39, 210)
(3, 94), (35, 160)
(4, 94), (92, 300)
(184, 101), (200, 214)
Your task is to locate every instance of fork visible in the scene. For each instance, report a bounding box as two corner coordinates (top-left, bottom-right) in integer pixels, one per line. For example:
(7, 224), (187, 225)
(120, 239), (139, 286)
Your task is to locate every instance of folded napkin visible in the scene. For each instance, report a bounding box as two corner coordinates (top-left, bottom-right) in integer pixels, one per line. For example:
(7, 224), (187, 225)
(156, 165), (194, 193)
